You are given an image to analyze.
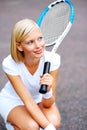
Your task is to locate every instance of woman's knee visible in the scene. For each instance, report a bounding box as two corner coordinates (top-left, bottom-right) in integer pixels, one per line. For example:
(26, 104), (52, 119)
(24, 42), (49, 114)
(48, 114), (61, 129)
(13, 117), (39, 130)
(54, 116), (61, 129)
(26, 120), (39, 130)
(17, 120), (39, 130)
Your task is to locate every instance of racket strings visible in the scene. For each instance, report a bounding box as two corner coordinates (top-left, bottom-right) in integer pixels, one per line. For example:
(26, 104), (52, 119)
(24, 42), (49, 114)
(40, 3), (70, 46)
(43, 15), (69, 44)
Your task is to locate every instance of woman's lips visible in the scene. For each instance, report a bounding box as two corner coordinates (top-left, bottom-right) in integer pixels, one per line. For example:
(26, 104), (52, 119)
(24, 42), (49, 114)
(34, 49), (43, 54)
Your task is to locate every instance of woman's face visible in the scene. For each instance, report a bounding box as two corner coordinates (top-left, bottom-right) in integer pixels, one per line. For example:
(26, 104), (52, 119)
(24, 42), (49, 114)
(17, 26), (45, 61)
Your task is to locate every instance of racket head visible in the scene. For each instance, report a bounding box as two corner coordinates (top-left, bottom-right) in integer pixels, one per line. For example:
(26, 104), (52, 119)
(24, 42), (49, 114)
(37, 0), (75, 50)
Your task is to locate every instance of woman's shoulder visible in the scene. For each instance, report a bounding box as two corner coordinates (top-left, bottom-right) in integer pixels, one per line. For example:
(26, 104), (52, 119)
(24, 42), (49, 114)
(2, 55), (20, 75)
(2, 55), (17, 66)
(44, 50), (60, 61)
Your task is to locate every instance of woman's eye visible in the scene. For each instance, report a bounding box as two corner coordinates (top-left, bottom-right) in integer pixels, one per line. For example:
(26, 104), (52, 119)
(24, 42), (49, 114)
(38, 37), (43, 41)
(27, 40), (33, 45)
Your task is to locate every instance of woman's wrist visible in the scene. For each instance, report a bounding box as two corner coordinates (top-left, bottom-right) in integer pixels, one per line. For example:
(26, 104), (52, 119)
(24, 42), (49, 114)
(43, 88), (52, 99)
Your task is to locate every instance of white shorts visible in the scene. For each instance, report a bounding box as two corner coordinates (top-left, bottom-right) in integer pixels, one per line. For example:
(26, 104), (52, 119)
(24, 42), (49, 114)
(0, 89), (24, 123)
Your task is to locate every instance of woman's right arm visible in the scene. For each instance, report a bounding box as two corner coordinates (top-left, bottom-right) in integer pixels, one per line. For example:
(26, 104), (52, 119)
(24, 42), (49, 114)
(6, 73), (50, 129)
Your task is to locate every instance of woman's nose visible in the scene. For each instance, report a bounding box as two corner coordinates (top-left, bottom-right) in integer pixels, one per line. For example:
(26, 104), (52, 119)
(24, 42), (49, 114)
(35, 40), (41, 48)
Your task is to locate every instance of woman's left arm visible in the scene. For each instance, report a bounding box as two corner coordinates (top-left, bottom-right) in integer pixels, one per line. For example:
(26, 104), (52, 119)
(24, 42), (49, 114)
(41, 69), (59, 108)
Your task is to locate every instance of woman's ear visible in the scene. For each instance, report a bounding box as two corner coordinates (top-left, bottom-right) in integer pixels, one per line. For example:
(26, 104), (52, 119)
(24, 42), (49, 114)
(16, 43), (23, 52)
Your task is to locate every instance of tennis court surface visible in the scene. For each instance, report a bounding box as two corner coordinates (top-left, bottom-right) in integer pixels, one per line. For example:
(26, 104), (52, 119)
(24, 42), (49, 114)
(0, 0), (87, 130)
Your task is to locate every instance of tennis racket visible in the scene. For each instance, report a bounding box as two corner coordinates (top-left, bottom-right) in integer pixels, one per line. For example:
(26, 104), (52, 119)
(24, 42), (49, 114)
(37, 0), (75, 94)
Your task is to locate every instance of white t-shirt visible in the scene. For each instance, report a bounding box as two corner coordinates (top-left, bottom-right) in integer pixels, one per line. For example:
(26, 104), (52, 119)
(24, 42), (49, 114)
(2, 51), (60, 103)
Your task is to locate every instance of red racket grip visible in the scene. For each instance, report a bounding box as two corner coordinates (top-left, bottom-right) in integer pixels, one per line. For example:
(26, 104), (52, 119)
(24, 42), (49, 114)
(39, 62), (51, 94)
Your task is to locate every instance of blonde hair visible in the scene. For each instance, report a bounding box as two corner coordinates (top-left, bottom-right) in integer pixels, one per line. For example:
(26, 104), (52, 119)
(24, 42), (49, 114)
(10, 19), (38, 62)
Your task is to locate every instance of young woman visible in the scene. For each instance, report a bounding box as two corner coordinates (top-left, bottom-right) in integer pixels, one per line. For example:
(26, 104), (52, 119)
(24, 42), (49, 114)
(0, 19), (61, 130)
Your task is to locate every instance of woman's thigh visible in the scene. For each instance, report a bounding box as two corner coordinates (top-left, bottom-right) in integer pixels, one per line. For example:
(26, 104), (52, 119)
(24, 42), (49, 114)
(7, 105), (39, 130)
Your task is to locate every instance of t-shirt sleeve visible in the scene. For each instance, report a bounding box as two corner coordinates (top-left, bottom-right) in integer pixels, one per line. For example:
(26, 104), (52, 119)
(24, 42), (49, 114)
(44, 51), (61, 71)
(50, 53), (61, 71)
(2, 55), (19, 75)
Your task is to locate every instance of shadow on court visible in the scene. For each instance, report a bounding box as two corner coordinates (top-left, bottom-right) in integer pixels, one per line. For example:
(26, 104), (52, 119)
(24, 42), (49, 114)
(0, 0), (87, 130)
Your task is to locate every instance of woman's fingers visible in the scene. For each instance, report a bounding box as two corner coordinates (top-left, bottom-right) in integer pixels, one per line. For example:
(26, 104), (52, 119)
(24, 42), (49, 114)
(40, 73), (53, 91)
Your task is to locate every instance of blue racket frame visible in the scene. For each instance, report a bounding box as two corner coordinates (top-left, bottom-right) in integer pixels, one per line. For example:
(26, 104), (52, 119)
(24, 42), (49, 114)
(37, 0), (75, 26)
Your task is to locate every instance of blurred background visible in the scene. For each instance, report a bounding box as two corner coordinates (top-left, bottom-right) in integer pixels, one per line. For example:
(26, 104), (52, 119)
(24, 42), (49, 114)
(0, 0), (87, 130)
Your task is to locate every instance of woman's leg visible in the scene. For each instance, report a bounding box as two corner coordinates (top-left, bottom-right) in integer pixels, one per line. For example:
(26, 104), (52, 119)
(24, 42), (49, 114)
(7, 104), (61, 130)
(39, 103), (61, 130)
(7, 105), (39, 130)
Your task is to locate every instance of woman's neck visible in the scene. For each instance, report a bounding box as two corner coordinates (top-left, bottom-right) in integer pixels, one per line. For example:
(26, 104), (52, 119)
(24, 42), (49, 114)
(24, 58), (40, 75)
(24, 57), (40, 66)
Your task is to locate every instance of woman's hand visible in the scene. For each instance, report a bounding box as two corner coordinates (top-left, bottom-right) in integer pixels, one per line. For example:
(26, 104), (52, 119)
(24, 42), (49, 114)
(40, 73), (53, 92)
(40, 69), (58, 107)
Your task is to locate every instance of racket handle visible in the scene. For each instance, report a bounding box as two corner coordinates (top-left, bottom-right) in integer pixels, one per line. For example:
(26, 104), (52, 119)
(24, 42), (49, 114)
(39, 62), (51, 94)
